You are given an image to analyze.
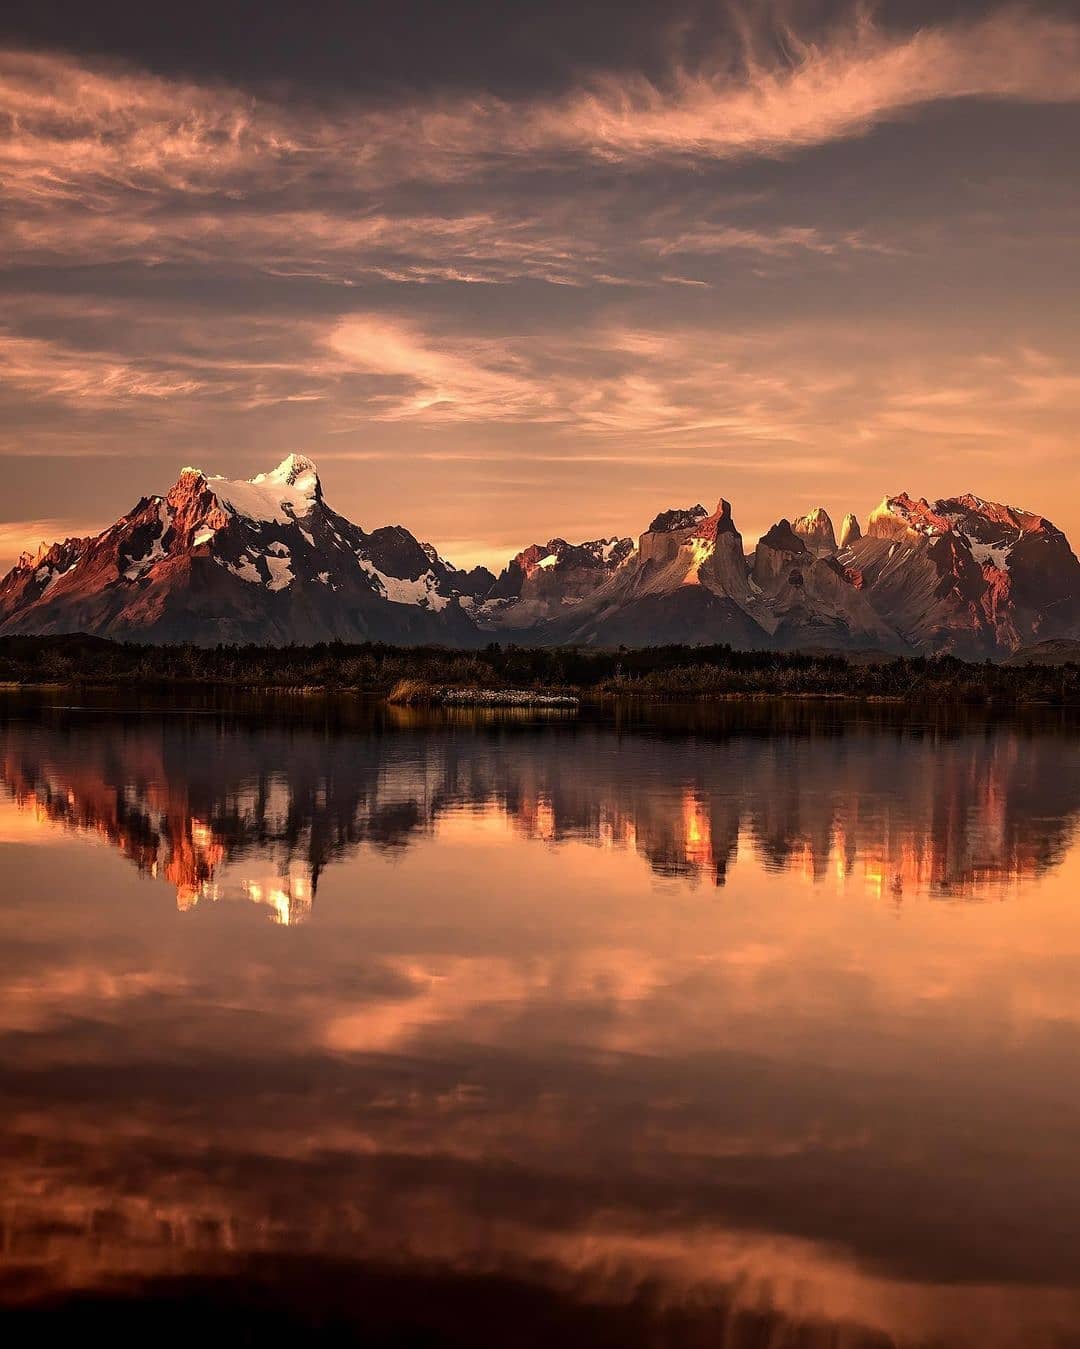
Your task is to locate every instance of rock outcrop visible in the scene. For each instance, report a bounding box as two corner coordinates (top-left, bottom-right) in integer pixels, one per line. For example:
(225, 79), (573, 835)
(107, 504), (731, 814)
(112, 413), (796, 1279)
(793, 508), (838, 557)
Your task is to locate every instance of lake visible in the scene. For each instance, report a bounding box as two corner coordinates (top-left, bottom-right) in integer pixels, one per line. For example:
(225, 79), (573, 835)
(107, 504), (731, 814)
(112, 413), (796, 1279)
(1, 690), (1079, 1346)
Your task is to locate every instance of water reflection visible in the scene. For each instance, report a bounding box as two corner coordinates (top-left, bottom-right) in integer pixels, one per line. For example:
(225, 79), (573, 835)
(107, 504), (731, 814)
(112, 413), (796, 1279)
(1, 694), (1080, 1346)
(2, 697), (1078, 914)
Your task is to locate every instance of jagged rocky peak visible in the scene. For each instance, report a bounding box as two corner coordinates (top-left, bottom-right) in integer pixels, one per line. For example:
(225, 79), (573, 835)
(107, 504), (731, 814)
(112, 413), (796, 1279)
(838, 512), (861, 548)
(644, 500), (735, 544)
(499, 534), (634, 585)
(5, 536), (92, 610)
(758, 520), (809, 555)
(362, 525), (438, 582)
(4, 465), (1078, 655)
(866, 492), (1066, 550)
(793, 507), (837, 556)
(509, 535), (634, 576)
(417, 541), (495, 599)
(478, 532), (634, 613)
(514, 539), (572, 577)
(580, 536), (636, 567)
(752, 519), (809, 590)
(15, 542), (45, 570)
(0, 452), (492, 647)
(934, 494), (1063, 546)
(452, 564), (498, 599)
(867, 493), (952, 540)
(638, 499), (739, 571)
(693, 499), (737, 540)
(647, 505), (708, 534)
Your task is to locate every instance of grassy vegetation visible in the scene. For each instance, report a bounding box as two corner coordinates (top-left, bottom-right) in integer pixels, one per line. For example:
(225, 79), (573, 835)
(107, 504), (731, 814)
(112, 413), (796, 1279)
(0, 633), (1078, 704)
(386, 677), (435, 705)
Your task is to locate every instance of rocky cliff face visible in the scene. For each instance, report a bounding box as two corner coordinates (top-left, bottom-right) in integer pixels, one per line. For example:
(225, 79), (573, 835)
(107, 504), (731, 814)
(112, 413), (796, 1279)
(793, 508), (838, 557)
(838, 513), (862, 548)
(747, 520), (902, 651)
(524, 500), (766, 648)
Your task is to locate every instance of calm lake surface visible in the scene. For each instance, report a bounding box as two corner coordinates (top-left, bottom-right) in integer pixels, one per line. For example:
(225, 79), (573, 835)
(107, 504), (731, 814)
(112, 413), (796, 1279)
(2, 690), (1080, 1346)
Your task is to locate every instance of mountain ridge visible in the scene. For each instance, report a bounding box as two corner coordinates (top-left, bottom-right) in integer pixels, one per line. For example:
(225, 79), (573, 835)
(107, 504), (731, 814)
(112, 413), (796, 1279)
(3, 460), (1078, 656)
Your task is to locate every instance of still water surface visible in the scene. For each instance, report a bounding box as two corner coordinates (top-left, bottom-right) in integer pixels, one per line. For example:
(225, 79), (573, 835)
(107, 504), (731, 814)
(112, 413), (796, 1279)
(2, 691), (1080, 1346)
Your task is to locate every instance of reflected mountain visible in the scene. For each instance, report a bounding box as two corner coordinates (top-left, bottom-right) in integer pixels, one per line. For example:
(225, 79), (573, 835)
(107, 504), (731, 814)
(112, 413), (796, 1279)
(2, 699), (1079, 913)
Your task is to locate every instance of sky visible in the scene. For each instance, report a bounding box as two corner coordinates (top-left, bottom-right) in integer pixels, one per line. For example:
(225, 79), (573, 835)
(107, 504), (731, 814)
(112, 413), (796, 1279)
(1, 0), (1078, 572)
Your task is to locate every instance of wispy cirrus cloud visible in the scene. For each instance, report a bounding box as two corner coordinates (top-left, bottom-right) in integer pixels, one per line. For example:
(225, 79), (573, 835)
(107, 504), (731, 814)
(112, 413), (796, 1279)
(2, 8), (1079, 210)
(5, 304), (1078, 453)
(1, 8), (1073, 294)
(532, 7), (1080, 162)
(325, 316), (560, 422)
(0, 6), (1071, 318)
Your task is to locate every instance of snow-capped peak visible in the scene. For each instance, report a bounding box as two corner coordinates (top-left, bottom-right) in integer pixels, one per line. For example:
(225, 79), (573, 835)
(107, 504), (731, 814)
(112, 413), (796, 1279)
(188, 456), (323, 524)
(254, 454), (321, 498)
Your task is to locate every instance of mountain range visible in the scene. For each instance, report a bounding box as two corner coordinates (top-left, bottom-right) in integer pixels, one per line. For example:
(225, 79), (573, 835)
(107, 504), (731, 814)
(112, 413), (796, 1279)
(2, 455), (1078, 656)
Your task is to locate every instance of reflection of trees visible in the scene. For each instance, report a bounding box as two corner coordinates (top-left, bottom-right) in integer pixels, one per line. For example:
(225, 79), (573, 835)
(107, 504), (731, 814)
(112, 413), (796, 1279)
(2, 705), (1079, 912)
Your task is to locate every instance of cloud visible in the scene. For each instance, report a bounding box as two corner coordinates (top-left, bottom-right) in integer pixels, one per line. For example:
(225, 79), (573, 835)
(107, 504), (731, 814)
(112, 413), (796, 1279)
(530, 7), (1080, 163)
(651, 224), (897, 258)
(0, 330), (203, 404)
(323, 314), (806, 434)
(2, 8), (1078, 214)
(325, 316), (559, 422)
(6, 302), (1076, 472)
(1, 7), (1073, 299)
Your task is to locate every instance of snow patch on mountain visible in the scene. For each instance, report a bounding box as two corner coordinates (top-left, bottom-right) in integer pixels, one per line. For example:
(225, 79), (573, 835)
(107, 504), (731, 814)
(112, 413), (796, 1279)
(969, 540), (1014, 570)
(37, 559), (80, 593)
(265, 555), (294, 591)
(358, 557), (450, 610)
(217, 553), (262, 584)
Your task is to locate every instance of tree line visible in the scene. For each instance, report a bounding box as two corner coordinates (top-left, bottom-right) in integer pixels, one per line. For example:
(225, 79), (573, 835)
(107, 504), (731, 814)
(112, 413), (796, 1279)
(0, 634), (1077, 704)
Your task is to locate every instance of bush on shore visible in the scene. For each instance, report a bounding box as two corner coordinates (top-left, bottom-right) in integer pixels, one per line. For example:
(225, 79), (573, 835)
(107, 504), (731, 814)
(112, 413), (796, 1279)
(386, 678), (436, 706)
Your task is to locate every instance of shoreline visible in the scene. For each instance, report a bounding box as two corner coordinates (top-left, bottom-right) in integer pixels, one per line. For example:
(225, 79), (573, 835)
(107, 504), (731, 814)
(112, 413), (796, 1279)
(0, 679), (1067, 709)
